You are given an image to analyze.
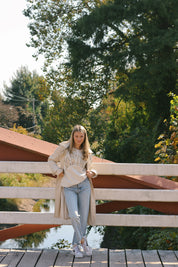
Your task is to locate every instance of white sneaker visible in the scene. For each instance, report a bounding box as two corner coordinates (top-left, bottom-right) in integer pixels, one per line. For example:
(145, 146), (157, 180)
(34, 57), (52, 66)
(72, 245), (83, 258)
(81, 238), (92, 256)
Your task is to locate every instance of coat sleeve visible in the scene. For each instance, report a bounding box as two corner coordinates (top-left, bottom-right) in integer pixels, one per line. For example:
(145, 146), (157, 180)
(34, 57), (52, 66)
(87, 153), (97, 178)
(48, 144), (66, 176)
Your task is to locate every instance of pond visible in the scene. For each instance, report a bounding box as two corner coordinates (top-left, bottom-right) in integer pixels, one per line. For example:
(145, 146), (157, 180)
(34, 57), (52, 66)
(0, 200), (103, 249)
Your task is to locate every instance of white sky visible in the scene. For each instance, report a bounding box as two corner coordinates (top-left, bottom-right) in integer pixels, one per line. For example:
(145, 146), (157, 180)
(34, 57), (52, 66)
(0, 0), (44, 96)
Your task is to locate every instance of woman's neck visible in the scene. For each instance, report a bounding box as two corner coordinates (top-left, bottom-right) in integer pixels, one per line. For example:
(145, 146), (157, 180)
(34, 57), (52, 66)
(74, 145), (81, 150)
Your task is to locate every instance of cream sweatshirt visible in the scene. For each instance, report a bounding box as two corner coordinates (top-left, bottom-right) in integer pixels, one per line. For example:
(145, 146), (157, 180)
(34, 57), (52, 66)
(48, 141), (97, 187)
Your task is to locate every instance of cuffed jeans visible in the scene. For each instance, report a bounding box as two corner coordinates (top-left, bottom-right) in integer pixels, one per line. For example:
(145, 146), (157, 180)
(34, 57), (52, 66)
(64, 178), (91, 245)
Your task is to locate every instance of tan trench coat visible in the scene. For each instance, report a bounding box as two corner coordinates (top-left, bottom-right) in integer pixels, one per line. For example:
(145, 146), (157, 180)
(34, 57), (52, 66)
(48, 141), (96, 225)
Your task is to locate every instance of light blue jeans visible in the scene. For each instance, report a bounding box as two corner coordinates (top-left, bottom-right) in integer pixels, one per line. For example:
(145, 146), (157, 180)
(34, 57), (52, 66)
(64, 178), (91, 245)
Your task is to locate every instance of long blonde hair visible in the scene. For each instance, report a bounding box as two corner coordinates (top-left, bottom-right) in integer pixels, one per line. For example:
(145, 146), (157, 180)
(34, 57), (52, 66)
(68, 125), (90, 160)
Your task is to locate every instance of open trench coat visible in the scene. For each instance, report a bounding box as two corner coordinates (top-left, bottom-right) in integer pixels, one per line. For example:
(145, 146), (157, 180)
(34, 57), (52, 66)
(48, 141), (96, 225)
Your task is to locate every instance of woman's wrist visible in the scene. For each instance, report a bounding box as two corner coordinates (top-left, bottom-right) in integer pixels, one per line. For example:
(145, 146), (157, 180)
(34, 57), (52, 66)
(86, 170), (96, 178)
(90, 171), (95, 177)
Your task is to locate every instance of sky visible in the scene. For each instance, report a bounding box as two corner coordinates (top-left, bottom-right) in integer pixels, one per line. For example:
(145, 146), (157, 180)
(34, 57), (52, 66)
(0, 0), (44, 96)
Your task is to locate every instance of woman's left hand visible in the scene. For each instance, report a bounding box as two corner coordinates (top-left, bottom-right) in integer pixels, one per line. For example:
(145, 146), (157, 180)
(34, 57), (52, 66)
(86, 170), (95, 179)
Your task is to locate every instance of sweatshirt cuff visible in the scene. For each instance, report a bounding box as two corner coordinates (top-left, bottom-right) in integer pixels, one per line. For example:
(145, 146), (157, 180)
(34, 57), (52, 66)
(91, 169), (97, 178)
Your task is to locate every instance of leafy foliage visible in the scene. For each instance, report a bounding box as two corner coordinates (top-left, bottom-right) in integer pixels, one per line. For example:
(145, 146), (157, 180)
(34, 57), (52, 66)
(3, 66), (50, 133)
(24, 0), (178, 163)
(0, 100), (19, 128)
(42, 90), (90, 143)
(24, 0), (100, 66)
(10, 124), (42, 140)
(0, 173), (50, 188)
(51, 238), (71, 249)
(101, 206), (178, 249)
(67, 0), (178, 130)
(147, 229), (178, 250)
(155, 93), (178, 165)
(88, 93), (156, 162)
(0, 199), (18, 212)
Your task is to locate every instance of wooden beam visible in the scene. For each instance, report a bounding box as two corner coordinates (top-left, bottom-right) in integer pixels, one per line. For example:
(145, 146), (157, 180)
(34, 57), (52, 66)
(0, 161), (50, 174)
(0, 186), (55, 199)
(95, 163), (178, 176)
(0, 187), (178, 202)
(94, 188), (178, 202)
(0, 161), (177, 176)
(0, 212), (178, 227)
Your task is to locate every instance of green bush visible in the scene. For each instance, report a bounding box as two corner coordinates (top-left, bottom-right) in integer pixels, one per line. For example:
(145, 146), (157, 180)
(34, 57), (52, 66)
(147, 229), (178, 250)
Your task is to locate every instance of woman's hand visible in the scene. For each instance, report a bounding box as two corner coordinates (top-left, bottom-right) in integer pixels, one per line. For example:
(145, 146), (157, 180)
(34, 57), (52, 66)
(58, 171), (64, 179)
(86, 170), (95, 179)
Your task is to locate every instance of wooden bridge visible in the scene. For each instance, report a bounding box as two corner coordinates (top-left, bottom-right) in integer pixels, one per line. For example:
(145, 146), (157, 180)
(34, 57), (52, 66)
(0, 161), (178, 240)
(0, 162), (178, 231)
(0, 128), (178, 266)
(0, 248), (178, 266)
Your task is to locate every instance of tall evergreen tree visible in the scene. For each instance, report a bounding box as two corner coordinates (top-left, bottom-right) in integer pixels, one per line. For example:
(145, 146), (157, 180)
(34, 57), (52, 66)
(67, 0), (178, 130)
(3, 66), (50, 131)
(24, 0), (177, 161)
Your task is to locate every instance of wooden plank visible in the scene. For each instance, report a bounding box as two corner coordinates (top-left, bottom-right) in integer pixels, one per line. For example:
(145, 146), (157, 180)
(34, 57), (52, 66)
(109, 249), (126, 267)
(0, 212), (178, 227)
(0, 249), (25, 267)
(95, 214), (178, 228)
(94, 162), (178, 176)
(0, 248), (10, 262)
(17, 249), (42, 267)
(142, 250), (162, 267)
(91, 248), (108, 267)
(158, 250), (178, 267)
(0, 186), (55, 199)
(73, 254), (91, 267)
(94, 189), (178, 202)
(174, 251), (178, 258)
(0, 211), (71, 225)
(126, 249), (145, 267)
(0, 161), (51, 174)
(54, 249), (74, 267)
(1, 187), (178, 202)
(35, 249), (58, 267)
(0, 161), (177, 176)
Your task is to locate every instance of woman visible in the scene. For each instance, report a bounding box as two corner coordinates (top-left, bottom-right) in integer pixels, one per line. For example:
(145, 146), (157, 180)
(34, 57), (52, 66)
(48, 125), (97, 257)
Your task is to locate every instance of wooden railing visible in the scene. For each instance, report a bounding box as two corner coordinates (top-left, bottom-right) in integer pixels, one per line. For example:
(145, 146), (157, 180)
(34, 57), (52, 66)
(0, 161), (178, 228)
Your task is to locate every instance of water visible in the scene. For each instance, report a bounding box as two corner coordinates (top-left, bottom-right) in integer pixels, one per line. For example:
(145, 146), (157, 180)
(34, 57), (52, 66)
(0, 200), (103, 249)
(0, 225), (103, 249)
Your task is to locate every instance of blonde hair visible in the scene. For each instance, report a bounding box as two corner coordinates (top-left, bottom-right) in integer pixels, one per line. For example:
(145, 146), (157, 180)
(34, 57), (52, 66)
(68, 125), (90, 160)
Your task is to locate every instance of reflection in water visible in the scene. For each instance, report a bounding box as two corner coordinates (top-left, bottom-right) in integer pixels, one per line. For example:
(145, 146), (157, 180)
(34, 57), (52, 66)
(0, 200), (103, 249)
(15, 229), (50, 248)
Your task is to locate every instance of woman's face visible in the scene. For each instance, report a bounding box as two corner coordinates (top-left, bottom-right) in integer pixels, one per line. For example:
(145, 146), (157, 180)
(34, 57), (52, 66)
(73, 131), (85, 148)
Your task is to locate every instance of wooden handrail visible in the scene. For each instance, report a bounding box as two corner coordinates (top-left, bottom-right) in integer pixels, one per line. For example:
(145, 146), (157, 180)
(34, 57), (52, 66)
(0, 161), (177, 176)
(0, 212), (178, 227)
(0, 161), (178, 228)
(0, 187), (178, 202)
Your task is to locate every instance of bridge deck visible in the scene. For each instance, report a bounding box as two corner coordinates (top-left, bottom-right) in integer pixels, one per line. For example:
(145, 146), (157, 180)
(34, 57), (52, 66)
(0, 248), (178, 266)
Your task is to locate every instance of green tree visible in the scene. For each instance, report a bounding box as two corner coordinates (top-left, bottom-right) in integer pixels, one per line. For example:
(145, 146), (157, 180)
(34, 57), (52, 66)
(24, 0), (100, 68)
(42, 90), (90, 144)
(0, 100), (19, 128)
(3, 66), (50, 132)
(24, 0), (178, 162)
(88, 93), (155, 163)
(24, 0), (108, 107)
(67, 0), (177, 130)
(155, 93), (178, 166)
